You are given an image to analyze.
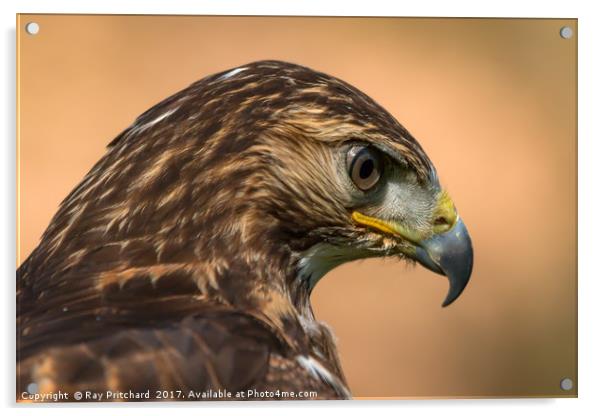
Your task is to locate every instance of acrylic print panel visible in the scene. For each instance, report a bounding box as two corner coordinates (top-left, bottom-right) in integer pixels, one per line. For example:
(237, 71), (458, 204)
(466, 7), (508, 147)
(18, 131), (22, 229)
(16, 15), (577, 401)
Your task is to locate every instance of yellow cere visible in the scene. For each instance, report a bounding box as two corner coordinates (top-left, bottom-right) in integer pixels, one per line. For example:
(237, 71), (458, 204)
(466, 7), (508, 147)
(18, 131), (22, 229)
(432, 190), (458, 234)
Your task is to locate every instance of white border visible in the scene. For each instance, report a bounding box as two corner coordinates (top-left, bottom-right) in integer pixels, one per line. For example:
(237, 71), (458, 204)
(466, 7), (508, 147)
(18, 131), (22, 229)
(3, 1), (601, 415)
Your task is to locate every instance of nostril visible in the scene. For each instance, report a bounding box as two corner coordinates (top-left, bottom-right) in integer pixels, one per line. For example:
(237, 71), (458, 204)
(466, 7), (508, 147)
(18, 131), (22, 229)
(433, 215), (455, 233)
(434, 216), (449, 226)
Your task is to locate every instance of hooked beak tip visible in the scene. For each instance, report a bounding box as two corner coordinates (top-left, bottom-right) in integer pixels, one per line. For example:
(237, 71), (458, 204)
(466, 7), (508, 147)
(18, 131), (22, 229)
(413, 218), (474, 307)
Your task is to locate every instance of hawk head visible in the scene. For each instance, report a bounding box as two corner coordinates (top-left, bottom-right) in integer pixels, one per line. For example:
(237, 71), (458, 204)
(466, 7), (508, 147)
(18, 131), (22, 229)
(36, 60), (473, 317)
(176, 61), (473, 307)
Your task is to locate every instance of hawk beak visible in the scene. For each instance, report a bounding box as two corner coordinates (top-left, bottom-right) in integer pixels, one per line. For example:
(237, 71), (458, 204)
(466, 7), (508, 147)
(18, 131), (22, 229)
(351, 191), (473, 307)
(412, 217), (473, 307)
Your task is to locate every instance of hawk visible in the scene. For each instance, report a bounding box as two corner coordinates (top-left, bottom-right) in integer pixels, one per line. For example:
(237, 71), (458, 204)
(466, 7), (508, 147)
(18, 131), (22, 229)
(17, 61), (473, 401)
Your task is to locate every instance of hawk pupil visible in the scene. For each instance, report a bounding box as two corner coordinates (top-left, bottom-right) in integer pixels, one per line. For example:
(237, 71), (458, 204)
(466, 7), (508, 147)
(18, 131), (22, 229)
(359, 160), (374, 179)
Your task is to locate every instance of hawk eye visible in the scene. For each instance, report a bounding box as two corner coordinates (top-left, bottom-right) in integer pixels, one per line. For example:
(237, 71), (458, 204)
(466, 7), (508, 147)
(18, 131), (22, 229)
(346, 146), (383, 191)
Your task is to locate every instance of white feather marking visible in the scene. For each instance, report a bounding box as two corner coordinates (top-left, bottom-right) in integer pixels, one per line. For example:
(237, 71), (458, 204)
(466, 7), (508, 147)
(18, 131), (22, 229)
(296, 355), (351, 398)
(218, 66), (248, 80)
(129, 106), (179, 136)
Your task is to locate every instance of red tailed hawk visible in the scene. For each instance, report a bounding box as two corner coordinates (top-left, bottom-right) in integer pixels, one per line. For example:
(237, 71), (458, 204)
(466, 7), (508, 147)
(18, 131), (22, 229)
(17, 61), (473, 401)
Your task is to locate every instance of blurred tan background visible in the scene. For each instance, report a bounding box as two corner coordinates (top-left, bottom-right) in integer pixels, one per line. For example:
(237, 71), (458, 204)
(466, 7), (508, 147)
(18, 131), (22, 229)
(17, 15), (577, 398)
